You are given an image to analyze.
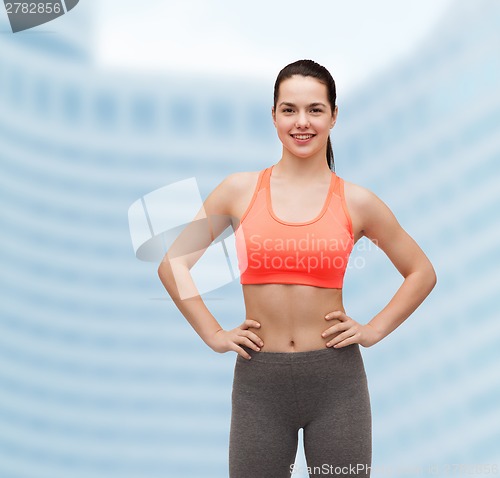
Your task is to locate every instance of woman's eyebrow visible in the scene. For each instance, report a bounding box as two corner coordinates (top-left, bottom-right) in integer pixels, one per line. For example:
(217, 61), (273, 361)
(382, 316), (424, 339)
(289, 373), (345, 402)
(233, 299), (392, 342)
(278, 102), (327, 108)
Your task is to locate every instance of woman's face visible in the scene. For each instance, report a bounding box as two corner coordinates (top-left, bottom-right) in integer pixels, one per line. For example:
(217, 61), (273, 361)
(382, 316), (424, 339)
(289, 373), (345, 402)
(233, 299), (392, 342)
(272, 75), (337, 160)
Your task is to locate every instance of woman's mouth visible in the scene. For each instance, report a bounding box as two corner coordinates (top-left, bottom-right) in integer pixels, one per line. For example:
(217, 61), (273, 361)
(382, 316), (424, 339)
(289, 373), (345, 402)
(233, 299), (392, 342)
(291, 134), (316, 143)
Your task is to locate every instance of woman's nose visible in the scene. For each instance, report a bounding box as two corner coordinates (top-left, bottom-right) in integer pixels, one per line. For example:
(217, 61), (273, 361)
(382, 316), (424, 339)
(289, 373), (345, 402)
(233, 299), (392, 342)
(295, 114), (310, 128)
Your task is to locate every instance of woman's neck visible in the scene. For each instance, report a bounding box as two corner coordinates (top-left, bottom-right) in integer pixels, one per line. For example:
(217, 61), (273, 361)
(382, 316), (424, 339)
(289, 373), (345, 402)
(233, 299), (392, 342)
(275, 150), (332, 181)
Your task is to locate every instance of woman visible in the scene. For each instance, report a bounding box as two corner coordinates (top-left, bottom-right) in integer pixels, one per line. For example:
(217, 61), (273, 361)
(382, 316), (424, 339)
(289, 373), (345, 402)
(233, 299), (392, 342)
(158, 59), (436, 478)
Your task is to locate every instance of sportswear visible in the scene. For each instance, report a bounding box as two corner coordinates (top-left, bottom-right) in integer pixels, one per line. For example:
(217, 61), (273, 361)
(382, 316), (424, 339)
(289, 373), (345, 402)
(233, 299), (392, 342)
(235, 164), (354, 288)
(229, 344), (372, 477)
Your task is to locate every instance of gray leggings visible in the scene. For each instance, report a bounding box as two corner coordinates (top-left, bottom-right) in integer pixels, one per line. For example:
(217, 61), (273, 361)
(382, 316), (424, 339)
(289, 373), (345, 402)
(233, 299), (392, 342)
(229, 343), (372, 478)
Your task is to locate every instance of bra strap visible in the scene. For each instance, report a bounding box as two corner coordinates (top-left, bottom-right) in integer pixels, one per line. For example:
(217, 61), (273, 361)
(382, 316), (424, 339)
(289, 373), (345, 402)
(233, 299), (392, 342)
(332, 172), (341, 196)
(259, 166), (272, 191)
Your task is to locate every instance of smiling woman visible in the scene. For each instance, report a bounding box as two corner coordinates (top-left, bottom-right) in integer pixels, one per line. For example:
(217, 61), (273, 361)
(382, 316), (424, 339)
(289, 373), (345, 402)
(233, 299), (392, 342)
(158, 59), (436, 477)
(272, 74), (338, 170)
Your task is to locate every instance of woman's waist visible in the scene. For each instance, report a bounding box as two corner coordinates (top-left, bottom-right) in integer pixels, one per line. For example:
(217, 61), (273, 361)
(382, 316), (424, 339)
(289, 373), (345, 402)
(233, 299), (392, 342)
(238, 342), (361, 362)
(242, 283), (345, 320)
(245, 311), (341, 332)
(245, 316), (341, 350)
(242, 284), (344, 352)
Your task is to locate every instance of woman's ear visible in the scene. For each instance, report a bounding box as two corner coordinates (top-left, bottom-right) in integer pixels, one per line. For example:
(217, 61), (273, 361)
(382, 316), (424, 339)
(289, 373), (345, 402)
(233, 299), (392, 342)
(271, 107), (277, 127)
(330, 105), (338, 129)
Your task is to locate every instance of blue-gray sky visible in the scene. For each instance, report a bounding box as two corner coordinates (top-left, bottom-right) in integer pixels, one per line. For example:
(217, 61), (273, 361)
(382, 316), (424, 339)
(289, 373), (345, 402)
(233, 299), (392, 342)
(94, 0), (452, 95)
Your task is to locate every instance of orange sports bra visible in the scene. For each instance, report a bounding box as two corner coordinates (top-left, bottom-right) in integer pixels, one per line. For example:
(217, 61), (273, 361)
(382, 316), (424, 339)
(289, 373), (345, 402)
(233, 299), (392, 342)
(235, 164), (354, 289)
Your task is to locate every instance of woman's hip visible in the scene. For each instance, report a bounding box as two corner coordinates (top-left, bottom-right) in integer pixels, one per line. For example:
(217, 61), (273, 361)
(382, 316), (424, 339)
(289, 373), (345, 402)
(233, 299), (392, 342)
(233, 343), (369, 395)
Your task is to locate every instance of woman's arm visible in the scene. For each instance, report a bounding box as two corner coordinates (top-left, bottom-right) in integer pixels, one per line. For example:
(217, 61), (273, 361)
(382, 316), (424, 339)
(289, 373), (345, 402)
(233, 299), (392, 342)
(359, 184), (437, 341)
(157, 173), (263, 359)
(323, 183), (437, 348)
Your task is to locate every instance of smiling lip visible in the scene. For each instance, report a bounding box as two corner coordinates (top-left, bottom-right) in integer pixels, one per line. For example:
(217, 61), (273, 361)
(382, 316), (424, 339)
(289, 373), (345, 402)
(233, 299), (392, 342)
(291, 133), (316, 142)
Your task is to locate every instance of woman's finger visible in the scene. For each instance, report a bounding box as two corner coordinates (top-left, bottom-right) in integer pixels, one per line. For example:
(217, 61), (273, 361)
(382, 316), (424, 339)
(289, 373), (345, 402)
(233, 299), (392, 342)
(238, 336), (261, 351)
(331, 336), (356, 349)
(241, 319), (261, 329)
(328, 329), (356, 347)
(234, 345), (252, 360)
(325, 310), (348, 321)
(240, 329), (264, 347)
(321, 321), (349, 338)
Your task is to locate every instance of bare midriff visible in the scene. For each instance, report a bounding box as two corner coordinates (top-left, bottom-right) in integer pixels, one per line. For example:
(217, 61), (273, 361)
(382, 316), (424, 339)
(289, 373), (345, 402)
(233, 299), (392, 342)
(242, 283), (344, 352)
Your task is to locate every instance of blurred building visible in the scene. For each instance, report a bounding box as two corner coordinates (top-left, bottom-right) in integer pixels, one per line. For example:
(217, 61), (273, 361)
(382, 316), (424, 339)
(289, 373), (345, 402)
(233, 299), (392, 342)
(0, 1), (499, 477)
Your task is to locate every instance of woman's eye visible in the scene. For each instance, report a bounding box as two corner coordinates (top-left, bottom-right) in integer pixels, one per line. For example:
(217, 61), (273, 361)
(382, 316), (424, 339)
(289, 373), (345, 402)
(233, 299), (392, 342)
(281, 108), (322, 113)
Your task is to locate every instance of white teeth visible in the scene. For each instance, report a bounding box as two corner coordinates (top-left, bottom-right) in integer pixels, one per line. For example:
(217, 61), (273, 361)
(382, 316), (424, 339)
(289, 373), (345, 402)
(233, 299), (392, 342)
(293, 134), (314, 140)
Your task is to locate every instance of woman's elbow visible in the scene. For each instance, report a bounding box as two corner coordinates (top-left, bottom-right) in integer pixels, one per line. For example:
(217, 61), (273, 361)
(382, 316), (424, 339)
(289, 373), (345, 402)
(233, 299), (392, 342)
(158, 256), (190, 286)
(408, 259), (436, 295)
(158, 258), (172, 283)
(423, 261), (437, 293)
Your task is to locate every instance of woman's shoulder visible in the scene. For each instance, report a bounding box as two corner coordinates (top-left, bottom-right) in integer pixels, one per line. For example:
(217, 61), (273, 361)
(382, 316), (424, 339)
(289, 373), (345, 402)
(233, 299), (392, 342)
(220, 169), (264, 194)
(342, 179), (377, 209)
(209, 169), (264, 216)
(342, 178), (395, 224)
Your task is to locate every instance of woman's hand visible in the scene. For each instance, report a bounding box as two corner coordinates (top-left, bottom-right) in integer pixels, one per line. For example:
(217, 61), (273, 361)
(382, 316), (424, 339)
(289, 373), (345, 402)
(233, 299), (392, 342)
(322, 311), (381, 348)
(208, 319), (264, 360)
